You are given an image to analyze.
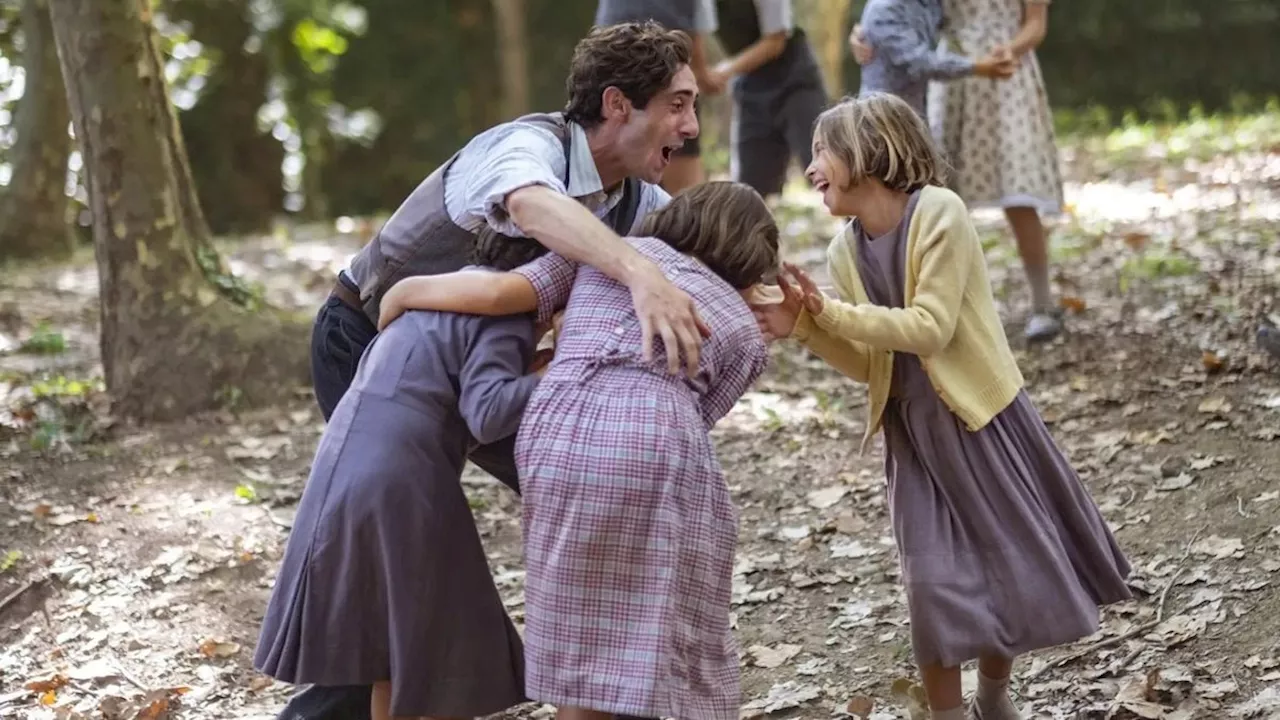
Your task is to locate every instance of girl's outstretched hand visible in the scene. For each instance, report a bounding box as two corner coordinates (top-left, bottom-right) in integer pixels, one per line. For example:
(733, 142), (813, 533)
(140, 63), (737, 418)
(743, 283), (799, 342)
(781, 263), (825, 316)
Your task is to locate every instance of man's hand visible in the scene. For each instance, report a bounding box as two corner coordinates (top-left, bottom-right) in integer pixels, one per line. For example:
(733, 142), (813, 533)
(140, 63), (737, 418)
(849, 24), (873, 65)
(630, 264), (711, 376)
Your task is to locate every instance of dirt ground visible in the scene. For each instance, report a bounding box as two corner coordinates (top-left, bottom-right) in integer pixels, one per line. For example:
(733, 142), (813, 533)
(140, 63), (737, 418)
(3, 126), (1280, 720)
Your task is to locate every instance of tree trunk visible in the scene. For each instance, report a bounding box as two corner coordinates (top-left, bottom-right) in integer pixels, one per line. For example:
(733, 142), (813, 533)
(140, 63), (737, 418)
(0, 0), (72, 261)
(48, 0), (309, 422)
(492, 0), (530, 119)
(806, 0), (852, 98)
(172, 0), (284, 237)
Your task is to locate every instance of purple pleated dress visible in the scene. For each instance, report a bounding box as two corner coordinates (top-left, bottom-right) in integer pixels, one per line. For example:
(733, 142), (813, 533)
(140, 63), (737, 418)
(857, 191), (1132, 667)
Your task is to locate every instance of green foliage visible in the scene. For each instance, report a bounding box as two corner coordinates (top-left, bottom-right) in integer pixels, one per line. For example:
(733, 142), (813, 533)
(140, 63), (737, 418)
(292, 17), (347, 74)
(1037, 0), (1280, 119)
(0, 549), (21, 574)
(194, 244), (264, 309)
(19, 322), (65, 355)
(23, 374), (105, 451)
(234, 482), (259, 502)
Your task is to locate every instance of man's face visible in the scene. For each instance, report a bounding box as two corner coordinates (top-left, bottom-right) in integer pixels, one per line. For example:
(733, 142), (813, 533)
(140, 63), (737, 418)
(614, 65), (699, 184)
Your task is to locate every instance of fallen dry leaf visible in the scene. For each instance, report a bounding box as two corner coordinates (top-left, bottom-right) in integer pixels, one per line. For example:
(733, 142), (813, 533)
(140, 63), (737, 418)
(846, 694), (875, 718)
(740, 681), (822, 716)
(1060, 295), (1088, 313)
(197, 638), (241, 658)
(25, 674), (68, 693)
(1111, 673), (1165, 719)
(806, 486), (848, 510)
(1191, 535), (1245, 559)
(1123, 231), (1152, 251)
(1197, 396), (1231, 414)
(891, 677), (930, 720)
(748, 643), (802, 669)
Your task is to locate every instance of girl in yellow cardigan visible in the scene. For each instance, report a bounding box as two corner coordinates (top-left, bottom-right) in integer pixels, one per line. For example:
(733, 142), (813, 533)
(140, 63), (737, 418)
(750, 93), (1131, 720)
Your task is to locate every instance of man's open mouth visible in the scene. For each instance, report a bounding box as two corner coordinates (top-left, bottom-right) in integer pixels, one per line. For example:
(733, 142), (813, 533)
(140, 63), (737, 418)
(661, 143), (682, 162)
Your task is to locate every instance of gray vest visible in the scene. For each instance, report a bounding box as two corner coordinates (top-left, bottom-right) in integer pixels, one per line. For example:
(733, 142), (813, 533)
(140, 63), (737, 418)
(594, 0), (698, 30)
(347, 112), (642, 325)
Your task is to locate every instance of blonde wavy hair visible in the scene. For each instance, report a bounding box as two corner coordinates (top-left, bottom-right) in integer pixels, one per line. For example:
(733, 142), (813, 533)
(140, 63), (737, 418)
(813, 92), (949, 193)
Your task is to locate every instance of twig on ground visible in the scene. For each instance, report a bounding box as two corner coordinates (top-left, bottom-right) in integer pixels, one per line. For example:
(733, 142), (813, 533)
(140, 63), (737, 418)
(1119, 486), (1137, 509)
(1025, 526), (1206, 681)
(0, 576), (46, 615)
(1111, 643), (1146, 674)
(261, 505), (293, 531)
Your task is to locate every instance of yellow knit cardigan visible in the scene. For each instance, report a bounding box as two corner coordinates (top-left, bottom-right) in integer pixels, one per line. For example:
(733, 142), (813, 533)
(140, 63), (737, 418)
(792, 185), (1025, 454)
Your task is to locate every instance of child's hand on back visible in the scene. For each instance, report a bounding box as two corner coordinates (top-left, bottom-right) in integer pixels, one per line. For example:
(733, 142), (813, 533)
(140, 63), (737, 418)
(378, 282), (411, 331)
(529, 347), (555, 377)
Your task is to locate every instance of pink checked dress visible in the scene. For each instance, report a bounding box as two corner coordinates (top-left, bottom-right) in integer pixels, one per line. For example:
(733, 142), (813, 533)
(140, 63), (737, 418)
(510, 237), (769, 720)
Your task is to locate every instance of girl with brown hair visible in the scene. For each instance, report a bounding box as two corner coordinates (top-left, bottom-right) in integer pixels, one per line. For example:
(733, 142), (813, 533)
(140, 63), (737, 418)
(379, 180), (780, 720)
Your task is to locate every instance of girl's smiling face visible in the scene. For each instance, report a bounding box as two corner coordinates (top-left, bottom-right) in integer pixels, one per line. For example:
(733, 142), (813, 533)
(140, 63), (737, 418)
(806, 139), (856, 217)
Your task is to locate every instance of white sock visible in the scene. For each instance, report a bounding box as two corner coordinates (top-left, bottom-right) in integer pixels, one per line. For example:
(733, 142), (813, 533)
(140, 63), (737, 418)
(974, 670), (1021, 719)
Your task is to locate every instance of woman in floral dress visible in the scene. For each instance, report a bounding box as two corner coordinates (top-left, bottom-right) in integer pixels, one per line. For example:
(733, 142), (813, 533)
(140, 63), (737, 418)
(851, 0), (1064, 343)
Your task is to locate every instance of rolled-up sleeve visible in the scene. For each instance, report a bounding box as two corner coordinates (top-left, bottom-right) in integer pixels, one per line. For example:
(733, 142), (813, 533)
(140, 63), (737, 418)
(511, 251), (579, 324)
(694, 0), (718, 32)
(753, 0), (792, 34)
(459, 124), (568, 238)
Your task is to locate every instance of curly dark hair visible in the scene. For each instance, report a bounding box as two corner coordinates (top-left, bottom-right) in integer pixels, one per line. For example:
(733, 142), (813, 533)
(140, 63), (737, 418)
(564, 21), (692, 128)
(471, 226), (549, 271)
(636, 181), (779, 290)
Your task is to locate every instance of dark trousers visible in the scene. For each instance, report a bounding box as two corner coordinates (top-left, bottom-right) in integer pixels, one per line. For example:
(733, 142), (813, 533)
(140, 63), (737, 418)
(279, 287), (652, 720)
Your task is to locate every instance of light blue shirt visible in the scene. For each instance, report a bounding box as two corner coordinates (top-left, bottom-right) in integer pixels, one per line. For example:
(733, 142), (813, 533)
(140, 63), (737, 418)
(442, 119), (671, 238)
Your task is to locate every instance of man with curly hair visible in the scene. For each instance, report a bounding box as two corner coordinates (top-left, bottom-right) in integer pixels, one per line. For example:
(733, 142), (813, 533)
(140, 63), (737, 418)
(594, 0), (723, 194)
(286, 20), (703, 720)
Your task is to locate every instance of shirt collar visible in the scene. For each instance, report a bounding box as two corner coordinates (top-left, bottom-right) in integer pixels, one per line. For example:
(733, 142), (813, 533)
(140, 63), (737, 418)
(567, 121), (625, 211)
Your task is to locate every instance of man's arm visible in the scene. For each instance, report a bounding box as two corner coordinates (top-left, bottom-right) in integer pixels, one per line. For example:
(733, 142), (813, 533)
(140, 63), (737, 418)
(713, 0), (791, 81)
(864, 3), (975, 82)
(455, 123), (707, 375)
(507, 186), (709, 375)
(690, 0), (723, 94)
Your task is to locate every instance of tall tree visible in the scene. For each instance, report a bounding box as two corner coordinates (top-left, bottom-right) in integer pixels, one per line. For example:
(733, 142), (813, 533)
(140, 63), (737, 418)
(170, 0), (284, 236)
(809, 0), (852, 97)
(48, 0), (308, 421)
(0, 0), (72, 261)
(492, 0), (530, 119)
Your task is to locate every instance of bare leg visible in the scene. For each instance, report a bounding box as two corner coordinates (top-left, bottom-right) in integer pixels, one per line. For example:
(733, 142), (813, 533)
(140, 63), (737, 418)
(661, 155), (704, 195)
(371, 682), (396, 720)
(556, 707), (613, 720)
(971, 654), (1021, 720)
(920, 663), (964, 718)
(370, 681), (470, 720)
(1004, 206), (1061, 343)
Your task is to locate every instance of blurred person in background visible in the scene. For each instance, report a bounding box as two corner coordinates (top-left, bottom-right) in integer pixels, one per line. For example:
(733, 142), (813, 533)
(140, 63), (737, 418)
(702, 0), (829, 200)
(851, 0), (1065, 343)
